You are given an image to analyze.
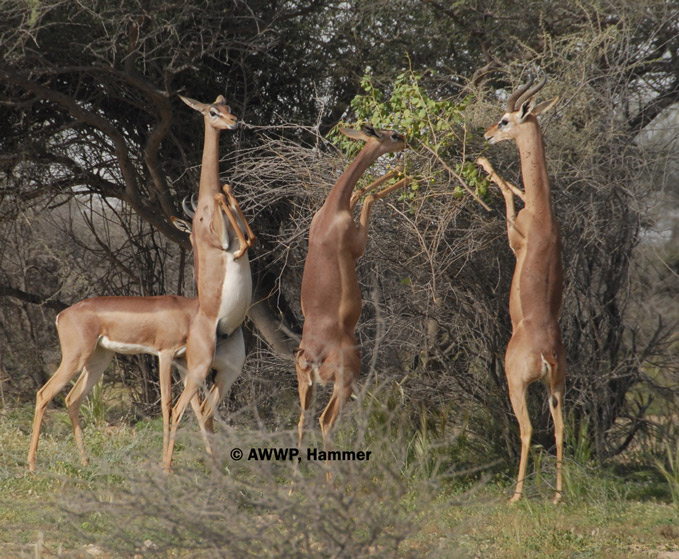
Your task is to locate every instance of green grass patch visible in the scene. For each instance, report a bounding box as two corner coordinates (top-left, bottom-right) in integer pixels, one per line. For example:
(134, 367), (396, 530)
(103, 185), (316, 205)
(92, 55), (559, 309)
(0, 402), (677, 558)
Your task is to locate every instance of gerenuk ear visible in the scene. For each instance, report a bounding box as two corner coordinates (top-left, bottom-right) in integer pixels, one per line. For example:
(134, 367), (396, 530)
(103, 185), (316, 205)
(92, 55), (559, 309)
(179, 95), (209, 115)
(339, 127), (371, 142)
(532, 96), (559, 116)
(517, 99), (536, 123)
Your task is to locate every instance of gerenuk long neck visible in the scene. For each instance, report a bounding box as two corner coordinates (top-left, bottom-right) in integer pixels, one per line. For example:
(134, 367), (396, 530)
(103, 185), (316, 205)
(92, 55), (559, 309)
(198, 123), (222, 201)
(325, 142), (383, 210)
(515, 118), (553, 219)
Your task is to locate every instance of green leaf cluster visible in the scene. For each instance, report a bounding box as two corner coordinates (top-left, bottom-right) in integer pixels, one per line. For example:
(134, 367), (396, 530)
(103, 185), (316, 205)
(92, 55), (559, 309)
(329, 67), (489, 203)
(455, 160), (488, 200)
(333, 68), (468, 153)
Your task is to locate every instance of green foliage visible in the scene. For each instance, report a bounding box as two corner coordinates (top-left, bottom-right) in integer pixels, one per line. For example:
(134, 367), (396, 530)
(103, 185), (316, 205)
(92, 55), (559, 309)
(328, 66), (489, 203)
(567, 415), (594, 466)
(654, 441), (679, 510)
(81, 379), (108, 430)
(346, 68), (469, 151)
(455, 160), (488, 199)
(562, 415), (598, 501)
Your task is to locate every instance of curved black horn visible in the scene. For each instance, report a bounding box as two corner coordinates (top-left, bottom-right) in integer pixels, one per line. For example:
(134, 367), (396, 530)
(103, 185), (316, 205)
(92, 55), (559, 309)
(506, 73), (535, 113)
(182, 195), (196, 219)
(515, 72), (547, 110)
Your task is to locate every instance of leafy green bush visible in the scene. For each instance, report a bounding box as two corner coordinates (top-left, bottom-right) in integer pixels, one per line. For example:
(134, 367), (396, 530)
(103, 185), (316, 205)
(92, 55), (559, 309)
(328, 67), (489, 205)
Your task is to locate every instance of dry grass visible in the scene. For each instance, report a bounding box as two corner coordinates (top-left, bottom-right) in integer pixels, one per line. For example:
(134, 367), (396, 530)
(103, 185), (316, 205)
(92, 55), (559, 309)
(1, 392), (679, 558)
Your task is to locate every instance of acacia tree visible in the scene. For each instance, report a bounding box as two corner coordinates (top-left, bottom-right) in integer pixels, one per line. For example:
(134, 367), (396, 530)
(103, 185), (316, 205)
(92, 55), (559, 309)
(0, 0), (311, 396)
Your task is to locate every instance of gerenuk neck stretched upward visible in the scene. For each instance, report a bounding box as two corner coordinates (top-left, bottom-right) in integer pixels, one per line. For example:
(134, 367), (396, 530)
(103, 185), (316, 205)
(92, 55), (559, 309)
(296, 125), (407, 457)
(163, 95), (253, 472)
(484, 73), (565, 503)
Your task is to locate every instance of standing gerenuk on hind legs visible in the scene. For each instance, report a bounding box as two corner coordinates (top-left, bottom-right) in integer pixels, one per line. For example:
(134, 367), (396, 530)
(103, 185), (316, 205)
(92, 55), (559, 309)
(480, 73), (565, 504)
(164, 94), (255, 472)
(295, 126), (410, 462)
(26, 95), (251, 473)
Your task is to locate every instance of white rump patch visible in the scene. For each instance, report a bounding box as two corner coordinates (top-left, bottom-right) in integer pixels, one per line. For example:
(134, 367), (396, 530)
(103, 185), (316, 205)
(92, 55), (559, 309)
(540, 354), (552, 379)
(307, 364), (322, 386)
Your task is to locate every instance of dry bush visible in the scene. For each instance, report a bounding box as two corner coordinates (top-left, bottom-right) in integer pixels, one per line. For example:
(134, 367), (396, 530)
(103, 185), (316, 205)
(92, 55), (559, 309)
(59, 389), (464, 559)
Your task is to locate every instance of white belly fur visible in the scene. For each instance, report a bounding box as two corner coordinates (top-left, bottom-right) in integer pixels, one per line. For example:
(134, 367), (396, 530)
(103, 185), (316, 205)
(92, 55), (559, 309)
(216, 252), (252, 336)
(99, 336), (159, 356)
